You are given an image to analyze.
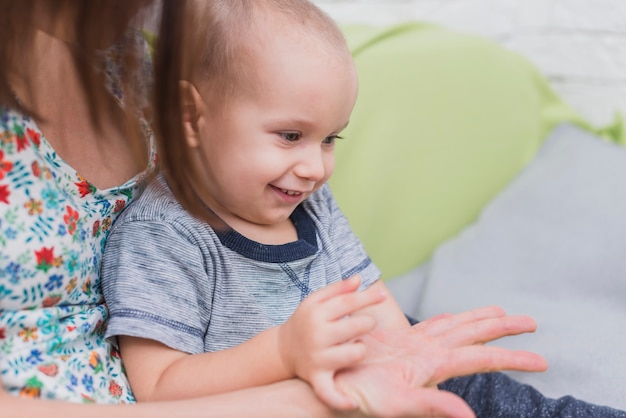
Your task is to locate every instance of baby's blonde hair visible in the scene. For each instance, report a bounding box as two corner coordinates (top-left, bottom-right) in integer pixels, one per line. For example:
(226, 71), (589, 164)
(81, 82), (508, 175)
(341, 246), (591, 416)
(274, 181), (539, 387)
(183, 0), (349, 109)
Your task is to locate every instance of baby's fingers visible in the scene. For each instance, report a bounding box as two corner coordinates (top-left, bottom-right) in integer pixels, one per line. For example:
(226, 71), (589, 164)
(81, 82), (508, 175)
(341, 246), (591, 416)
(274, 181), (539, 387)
(306, 275), (363, 304)
(323, 284), (387, 322)
(306, 277), (387, 319)
(329, 314), (377, 345)
(317, 340), (370, 372)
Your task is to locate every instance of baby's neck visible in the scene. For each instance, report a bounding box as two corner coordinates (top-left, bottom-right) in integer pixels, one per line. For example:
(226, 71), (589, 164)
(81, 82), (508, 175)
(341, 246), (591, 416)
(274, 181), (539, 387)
(224, 217), (298, 245)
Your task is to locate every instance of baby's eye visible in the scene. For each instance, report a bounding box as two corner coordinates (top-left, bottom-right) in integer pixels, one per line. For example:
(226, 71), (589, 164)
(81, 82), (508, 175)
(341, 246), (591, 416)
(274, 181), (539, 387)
(280, 132), (301, 142)
(323, 135), (343, 145)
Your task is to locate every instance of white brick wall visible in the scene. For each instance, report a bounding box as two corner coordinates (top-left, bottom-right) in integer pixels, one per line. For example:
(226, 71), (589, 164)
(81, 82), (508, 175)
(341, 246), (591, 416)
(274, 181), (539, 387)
(314, 0), (626, 127)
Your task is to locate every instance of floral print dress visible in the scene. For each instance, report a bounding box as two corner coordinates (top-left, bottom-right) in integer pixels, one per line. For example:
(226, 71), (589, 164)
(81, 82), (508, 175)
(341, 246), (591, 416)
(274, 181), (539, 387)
(0, 37), (156, 403)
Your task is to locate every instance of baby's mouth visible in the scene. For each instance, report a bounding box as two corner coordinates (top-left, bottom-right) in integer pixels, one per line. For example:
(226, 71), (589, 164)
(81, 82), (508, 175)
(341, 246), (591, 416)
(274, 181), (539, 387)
(280, 188), (302, 196)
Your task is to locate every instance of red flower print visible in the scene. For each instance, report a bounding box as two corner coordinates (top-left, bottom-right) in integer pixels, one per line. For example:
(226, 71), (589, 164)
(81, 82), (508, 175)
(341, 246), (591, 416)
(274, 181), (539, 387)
(111, 348), (122, 359)
(35, 247), (55, 272)
(63, 205), (79, 235)
(92, 219), (101, 237)
(0, 184), (9, 204)
(42, 294), (62, 307)
(26, 128), (41, 147)
(109, 380), (123, 398)
(95, 319), (105, 334)
(15, 132), (28, 152)
(31, 161), (41, 178)
(75, 178), (96, 197)
(113, 199), (126, 213)
(0, 327), (5, 339)
(38, 363), (59, 377)
(0, 150), (13, 180)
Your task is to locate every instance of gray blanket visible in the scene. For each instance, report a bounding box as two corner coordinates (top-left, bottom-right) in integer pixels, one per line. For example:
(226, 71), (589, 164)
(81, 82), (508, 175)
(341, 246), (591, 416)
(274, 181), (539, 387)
(389, 123), (626, 410)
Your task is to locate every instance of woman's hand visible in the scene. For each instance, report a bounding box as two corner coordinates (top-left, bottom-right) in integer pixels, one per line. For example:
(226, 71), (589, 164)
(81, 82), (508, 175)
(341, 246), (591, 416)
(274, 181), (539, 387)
(335, 306), (548, 418)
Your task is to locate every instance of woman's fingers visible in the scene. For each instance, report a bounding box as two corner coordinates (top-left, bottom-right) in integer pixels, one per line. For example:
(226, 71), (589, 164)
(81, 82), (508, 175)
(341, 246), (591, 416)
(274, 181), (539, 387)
(435, 345), (548, 383)
(414, 306), (507, 337)
(410, 306), (540, 350)
(441, 314), (538, 348)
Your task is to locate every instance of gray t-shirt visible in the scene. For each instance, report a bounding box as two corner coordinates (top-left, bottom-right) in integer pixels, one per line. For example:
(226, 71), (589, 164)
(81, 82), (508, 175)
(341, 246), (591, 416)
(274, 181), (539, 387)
(102, 175), (380, 354)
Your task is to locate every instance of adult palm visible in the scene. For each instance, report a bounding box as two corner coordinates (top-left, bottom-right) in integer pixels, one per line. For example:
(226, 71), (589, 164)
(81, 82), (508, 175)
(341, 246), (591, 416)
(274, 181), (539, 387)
(335, 306), (547, 418)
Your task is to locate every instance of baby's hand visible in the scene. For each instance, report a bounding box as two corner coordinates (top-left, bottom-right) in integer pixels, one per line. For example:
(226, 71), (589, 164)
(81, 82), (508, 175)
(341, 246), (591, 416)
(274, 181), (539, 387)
(277, 275), (386, 410)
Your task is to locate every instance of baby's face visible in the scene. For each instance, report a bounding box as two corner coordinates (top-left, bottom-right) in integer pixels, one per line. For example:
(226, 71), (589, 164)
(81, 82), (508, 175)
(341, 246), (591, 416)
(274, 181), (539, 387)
(190, 29), (358, 238)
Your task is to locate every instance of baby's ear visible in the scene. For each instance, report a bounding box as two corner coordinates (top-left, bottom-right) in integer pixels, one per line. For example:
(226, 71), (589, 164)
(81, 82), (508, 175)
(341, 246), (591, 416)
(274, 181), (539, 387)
(179, 80), (205, 148)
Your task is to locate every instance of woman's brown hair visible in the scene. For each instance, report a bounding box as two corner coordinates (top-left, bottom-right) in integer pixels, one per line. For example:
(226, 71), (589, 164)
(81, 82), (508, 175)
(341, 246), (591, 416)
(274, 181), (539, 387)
(0, 0), (204, 217)
(0, 1), (156, 128)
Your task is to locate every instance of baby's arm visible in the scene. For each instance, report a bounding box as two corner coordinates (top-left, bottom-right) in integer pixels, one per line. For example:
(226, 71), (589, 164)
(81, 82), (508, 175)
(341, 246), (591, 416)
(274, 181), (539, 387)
(319, 186), (411, 331)
(119, 275), (384, 407)
(353, 278), (411, 330)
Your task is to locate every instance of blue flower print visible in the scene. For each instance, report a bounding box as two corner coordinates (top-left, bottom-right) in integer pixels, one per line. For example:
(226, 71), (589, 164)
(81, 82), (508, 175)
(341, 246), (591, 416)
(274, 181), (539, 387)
(4, 262), (20, 284)
(41, 185), (60, 210)
(81, 322), (92, 334)
(77, 228), (87, 243)
(95, 199), (112, 217)
(44, 274), (63, 291)
(81, 374), (94, 392)
(64, 250), (79, 276)
(5, 227), (17, 240)
(0, 35), (154, 402)
(0, 283), (13, 298)
(26, 349), (44, 365)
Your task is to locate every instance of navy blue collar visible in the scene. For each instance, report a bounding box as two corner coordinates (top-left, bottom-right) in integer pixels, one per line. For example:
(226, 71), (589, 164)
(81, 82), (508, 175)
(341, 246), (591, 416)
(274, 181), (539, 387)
(214, 205), (318, 263)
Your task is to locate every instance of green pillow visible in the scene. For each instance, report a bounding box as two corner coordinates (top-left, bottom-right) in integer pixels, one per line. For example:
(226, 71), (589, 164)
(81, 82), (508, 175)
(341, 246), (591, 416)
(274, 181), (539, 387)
(330, 23), (590, 279)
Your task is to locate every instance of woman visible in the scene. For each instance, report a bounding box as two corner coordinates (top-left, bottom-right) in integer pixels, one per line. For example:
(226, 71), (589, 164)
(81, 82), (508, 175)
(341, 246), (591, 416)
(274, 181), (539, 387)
(0, 1), (564, 417)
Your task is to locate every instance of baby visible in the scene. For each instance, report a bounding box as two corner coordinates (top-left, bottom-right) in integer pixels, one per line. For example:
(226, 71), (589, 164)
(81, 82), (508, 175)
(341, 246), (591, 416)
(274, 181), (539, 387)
(102, 0), (558, 414)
